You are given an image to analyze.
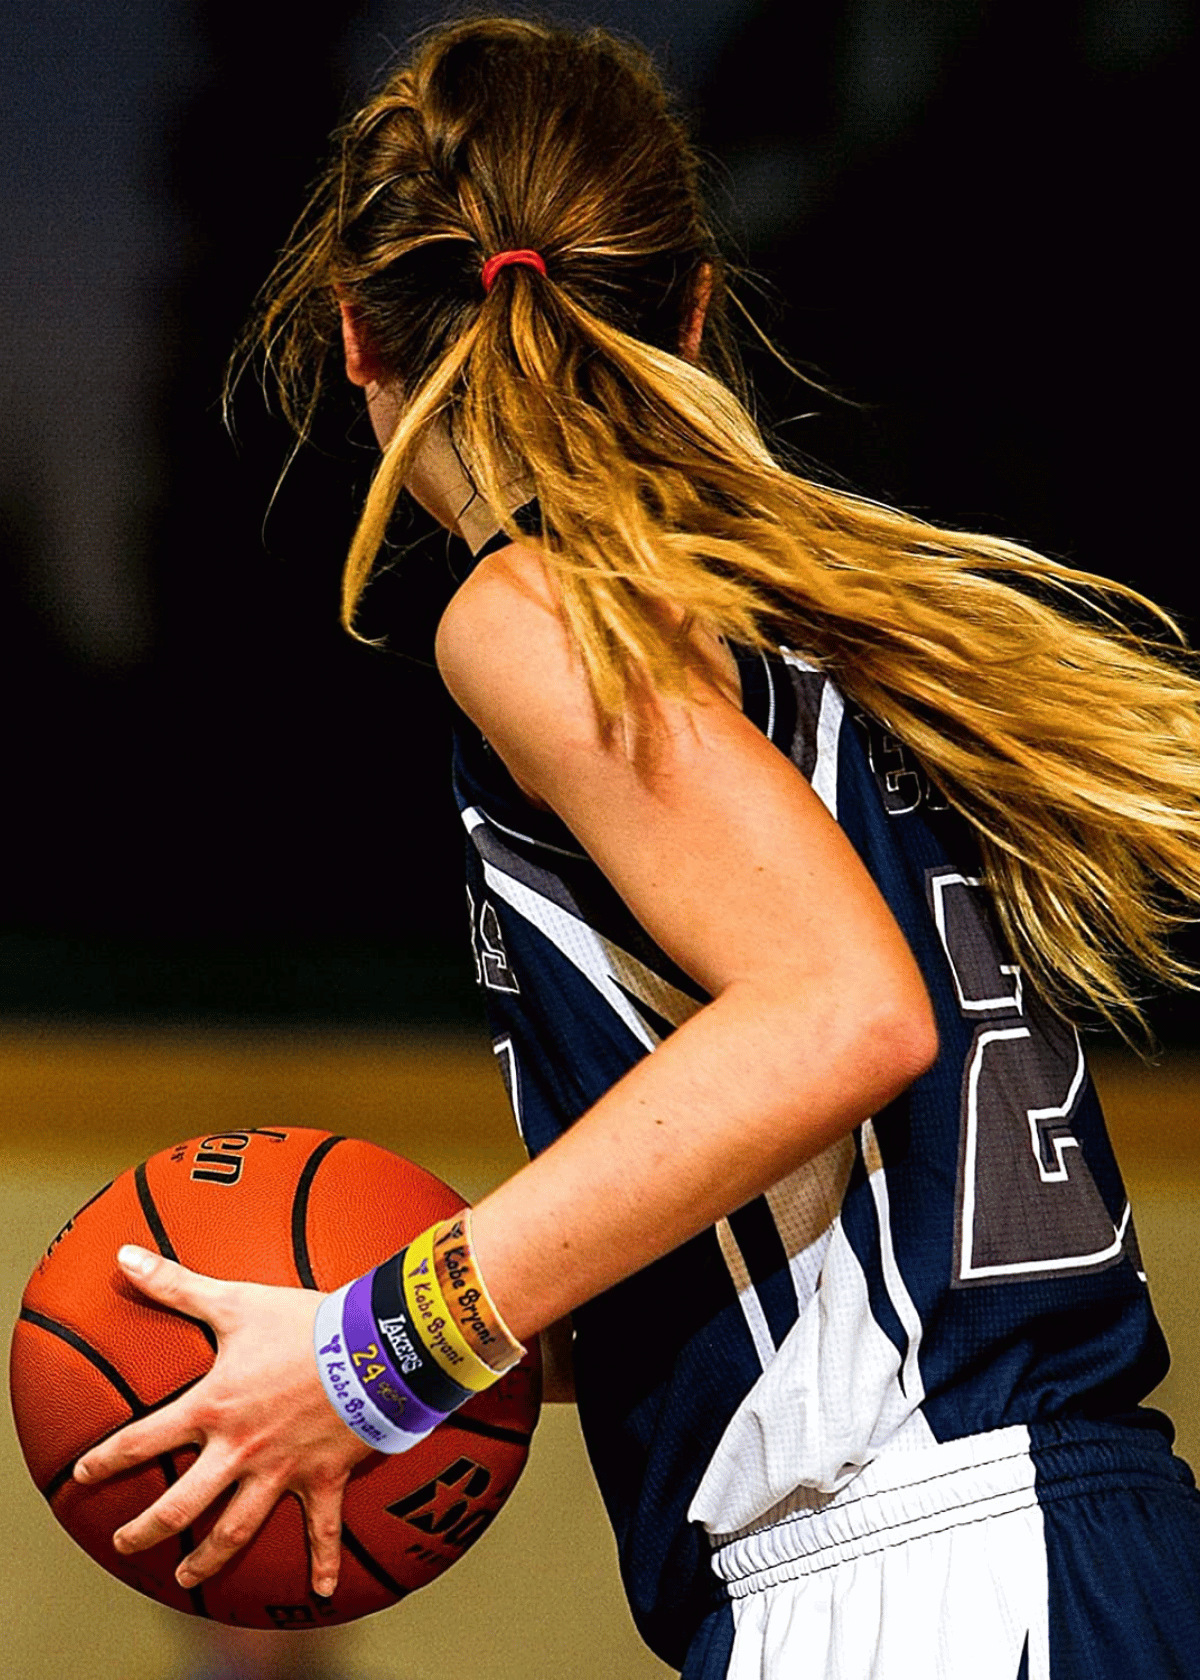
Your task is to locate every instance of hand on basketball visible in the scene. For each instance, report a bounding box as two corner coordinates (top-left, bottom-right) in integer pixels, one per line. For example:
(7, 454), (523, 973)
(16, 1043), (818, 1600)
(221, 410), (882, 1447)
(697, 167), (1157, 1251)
(73, 1245), (374, 1596)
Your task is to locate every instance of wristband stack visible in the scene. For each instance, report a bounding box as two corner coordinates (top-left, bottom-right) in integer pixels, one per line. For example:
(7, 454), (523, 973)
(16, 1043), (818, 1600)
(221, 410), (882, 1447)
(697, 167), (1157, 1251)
(313, 1210), (525, 1453)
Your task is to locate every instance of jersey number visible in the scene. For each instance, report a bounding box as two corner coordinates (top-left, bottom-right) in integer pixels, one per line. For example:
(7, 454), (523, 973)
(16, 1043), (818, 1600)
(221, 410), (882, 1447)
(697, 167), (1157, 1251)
(931, 869), (1127, 1284)
(467, 886), (520, 993)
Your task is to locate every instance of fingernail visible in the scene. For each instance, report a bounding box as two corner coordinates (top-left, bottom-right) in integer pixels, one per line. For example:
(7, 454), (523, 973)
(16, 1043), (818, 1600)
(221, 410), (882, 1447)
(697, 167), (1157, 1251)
(74, 1461), (91, 1483)
(117, 1244), (155, 1276)
(315, 1578), (336, 1599)
(177, 1568), (196, 1589)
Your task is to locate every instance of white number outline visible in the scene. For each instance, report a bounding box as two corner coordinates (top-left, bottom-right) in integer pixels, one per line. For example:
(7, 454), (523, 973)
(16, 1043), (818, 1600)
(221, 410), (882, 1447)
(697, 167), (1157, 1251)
(932, 869), (1130, 1283)
(466, 884), (521, 995)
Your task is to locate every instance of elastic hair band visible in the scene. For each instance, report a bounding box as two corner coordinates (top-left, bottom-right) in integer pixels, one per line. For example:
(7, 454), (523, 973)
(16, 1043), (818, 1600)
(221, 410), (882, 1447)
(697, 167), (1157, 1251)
(481, 249), (547, 293)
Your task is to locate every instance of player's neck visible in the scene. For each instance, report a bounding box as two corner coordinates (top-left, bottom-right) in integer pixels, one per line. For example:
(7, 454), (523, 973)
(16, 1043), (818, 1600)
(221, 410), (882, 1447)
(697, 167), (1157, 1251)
(405, 418), (531, 556)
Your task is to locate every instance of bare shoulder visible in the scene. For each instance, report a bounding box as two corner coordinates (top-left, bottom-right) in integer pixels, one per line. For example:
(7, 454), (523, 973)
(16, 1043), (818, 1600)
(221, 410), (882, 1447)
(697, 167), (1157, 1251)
(435, 539), (739, 757)
(434, 540), (586, 738)
(434, 541), (934, 1048)
(435, 541), (595, 811)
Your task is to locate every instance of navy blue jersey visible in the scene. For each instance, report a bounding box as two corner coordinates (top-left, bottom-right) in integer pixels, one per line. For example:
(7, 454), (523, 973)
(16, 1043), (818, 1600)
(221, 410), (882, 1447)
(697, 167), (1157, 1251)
(449, 613), (1168, 1669)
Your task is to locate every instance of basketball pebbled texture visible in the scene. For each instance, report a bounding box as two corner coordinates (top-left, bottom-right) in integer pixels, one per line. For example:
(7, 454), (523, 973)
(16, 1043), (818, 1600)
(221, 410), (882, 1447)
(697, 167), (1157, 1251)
(9, 1127), (541, 1629)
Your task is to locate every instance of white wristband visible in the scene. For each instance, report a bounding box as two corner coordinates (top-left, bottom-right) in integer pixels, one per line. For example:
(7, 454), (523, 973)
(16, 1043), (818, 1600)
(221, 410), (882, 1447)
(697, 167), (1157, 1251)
(313, 1284), (431, 1455)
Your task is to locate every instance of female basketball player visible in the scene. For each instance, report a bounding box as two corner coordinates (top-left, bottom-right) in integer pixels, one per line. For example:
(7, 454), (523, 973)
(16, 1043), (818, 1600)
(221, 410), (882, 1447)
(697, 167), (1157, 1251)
(75, 18), (1200, 1677)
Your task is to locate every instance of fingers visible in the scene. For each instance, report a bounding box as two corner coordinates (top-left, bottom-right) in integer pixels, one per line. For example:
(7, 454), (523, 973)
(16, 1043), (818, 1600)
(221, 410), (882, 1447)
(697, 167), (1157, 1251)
(76, 1393), (201, 1486)
(300, 1476), (348, 1599)
(75, 1249), (232, 1485)
(72, 1256), (356, 1590)
(110, 1443), (240, 1559)
(174, 1475), (348, 1591)
(174, 1476), (281, 1588)
(115, 1246), (234, 1333)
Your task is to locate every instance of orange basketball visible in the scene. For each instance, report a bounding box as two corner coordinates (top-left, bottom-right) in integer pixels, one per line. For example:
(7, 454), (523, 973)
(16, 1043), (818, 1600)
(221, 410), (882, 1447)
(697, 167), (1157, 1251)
(9, 1127), (540, 1629)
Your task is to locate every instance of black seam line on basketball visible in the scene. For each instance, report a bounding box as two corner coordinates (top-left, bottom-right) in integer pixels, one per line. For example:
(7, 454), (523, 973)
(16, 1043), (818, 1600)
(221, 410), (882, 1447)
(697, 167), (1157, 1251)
(134, 1160), (218, 1353)
(449, 1415), (533, 1448)
(19, 1306), (144, 1414)
(134, 1159), (179, 1261)
(44, 1463), (76, 1501)
(66, 1179), (114, 1226)
(159, 1452), (210, 1619)
(339, 1519), (409, 1600)
(291, 1135), (346, 1289)
(41, 1372), (207, 1501)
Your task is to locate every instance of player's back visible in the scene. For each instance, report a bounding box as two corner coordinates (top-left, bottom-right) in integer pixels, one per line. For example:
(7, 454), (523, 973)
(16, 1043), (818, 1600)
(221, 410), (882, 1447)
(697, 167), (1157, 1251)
(450, 592), (1168, 1667)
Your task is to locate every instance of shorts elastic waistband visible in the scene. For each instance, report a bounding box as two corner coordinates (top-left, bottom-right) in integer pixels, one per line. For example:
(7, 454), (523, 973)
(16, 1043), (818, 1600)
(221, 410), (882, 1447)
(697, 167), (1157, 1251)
(710, 1419), (1187, 1598)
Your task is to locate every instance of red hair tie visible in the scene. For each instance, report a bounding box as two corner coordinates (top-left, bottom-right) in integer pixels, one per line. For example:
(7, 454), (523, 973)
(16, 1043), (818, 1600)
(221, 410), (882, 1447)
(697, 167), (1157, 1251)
(481, 249), (547, 292)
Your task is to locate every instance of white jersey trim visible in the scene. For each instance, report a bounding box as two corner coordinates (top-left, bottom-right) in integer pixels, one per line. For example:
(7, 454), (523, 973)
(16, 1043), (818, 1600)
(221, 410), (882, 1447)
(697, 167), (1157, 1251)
(471, 844), (702, 1048)
(716, 1217), (777, 1371)
(812, 682), (844, 817)
(861, 1119), (926, 1405)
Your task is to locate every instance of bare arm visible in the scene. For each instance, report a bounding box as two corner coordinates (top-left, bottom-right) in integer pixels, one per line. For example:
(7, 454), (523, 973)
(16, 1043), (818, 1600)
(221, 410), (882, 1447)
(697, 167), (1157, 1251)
(437, 544), (939, 1341)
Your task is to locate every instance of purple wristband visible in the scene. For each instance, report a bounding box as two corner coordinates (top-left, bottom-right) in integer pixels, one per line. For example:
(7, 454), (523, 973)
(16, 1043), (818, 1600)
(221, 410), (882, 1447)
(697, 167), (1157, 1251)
(343, 1270), (448, 1437)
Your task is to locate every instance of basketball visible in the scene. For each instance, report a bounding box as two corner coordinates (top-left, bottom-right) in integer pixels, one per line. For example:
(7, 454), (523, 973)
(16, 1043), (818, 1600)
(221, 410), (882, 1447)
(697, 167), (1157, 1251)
(9, 1127), (541, 1630)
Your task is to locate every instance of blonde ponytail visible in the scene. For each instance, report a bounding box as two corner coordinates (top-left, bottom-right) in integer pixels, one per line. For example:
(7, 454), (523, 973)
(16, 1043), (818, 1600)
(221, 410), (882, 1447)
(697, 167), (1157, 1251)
(237, 15), (1200, 1035)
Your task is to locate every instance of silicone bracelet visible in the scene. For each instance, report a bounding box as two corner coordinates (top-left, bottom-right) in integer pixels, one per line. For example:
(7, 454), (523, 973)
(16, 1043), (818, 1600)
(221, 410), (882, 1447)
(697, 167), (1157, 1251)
(313, 1285), (432, 1455)
(432, 1211), (525, 1374)
(342, 1271), (448, 1436)
(402, 1227), (499, 1392)
(371, 1252), (476, 1414)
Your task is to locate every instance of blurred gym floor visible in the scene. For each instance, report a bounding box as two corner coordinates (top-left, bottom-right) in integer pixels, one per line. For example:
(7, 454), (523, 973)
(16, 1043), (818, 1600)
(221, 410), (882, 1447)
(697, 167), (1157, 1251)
(2, 1028), (1196, 1679)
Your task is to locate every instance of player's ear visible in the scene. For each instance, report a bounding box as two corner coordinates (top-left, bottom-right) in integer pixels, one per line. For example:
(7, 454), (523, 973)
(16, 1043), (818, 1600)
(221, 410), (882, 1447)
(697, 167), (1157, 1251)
(338, 297), (385, 388)
(680, 262), (713, 363)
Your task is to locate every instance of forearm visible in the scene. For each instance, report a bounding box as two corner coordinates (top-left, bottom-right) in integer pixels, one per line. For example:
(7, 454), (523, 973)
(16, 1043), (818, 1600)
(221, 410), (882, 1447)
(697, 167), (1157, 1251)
(470, 976), (935, 1343)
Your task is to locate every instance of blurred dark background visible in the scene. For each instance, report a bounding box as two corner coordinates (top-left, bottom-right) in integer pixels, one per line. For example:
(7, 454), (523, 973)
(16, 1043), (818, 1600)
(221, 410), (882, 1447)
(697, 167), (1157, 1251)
(0, 0), (1194, 1032)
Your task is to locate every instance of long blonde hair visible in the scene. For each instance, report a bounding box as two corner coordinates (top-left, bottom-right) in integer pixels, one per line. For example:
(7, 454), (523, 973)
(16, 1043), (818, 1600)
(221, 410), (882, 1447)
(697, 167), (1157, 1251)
(236, 15), (1200, 1034)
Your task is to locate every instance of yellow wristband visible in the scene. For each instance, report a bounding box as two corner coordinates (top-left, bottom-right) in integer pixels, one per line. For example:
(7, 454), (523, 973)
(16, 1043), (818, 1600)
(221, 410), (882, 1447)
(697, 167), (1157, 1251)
(433, 1211), (525, 1376)
(401, 1226), (499, 1392)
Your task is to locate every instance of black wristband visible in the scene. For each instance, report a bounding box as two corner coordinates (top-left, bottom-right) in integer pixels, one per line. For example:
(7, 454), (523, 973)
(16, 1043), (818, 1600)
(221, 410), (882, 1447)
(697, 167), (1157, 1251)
(370, 1251), (476, 1414)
